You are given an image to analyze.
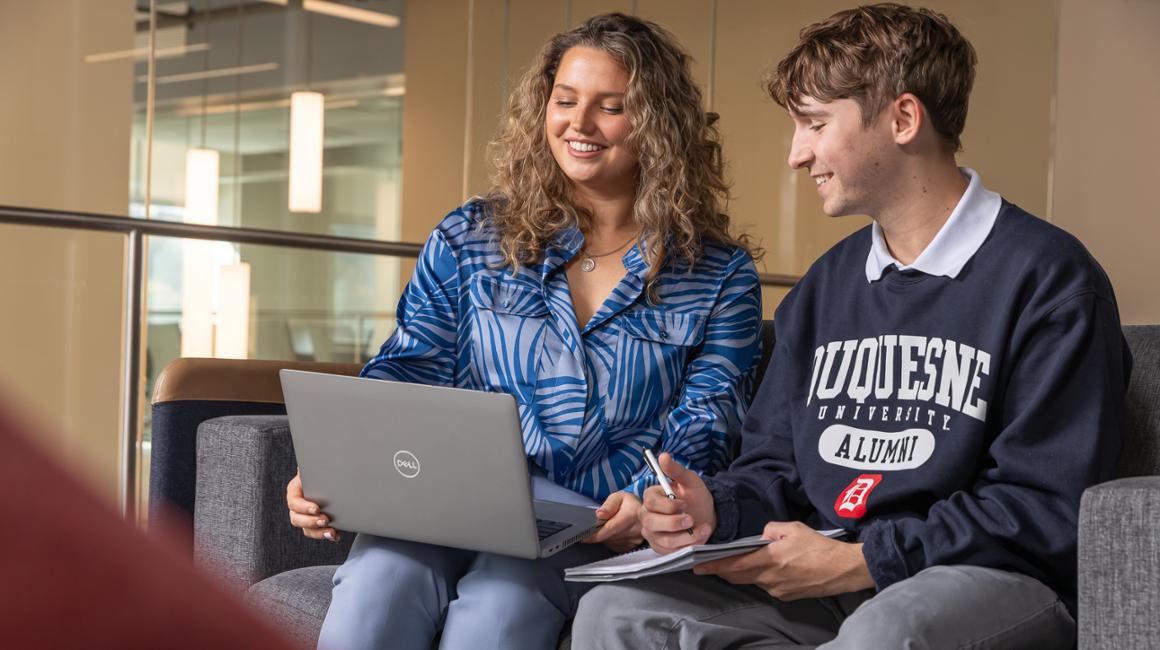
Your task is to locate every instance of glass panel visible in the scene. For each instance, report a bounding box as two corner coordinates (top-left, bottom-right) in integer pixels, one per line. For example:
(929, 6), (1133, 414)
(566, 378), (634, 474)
(131, 0), (406, 237)
(144, 236), (402, 403)
(134, 0), (407, 521)
(136, 0), (408, 437)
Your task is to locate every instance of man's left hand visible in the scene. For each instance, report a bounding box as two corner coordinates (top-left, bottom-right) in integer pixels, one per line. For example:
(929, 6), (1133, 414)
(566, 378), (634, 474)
(694, 521), (875, 600)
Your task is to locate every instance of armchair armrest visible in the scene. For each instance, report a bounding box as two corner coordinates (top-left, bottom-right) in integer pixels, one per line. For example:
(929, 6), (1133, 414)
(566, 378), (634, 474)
(1078, 476), (1160, 649)
(193, 414), (353, 593)
(150, 358), (361, 549)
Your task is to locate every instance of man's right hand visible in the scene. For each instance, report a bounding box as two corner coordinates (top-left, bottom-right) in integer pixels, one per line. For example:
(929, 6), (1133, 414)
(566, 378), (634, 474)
(638, 452), (717, 554)
(287, 473), (340, 542)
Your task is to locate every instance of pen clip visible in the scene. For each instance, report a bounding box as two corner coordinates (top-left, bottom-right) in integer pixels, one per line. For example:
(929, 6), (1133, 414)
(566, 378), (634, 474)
(643, 448), (694, 536)
(643, 449), (676, 498)
(643, 448), (661, 474)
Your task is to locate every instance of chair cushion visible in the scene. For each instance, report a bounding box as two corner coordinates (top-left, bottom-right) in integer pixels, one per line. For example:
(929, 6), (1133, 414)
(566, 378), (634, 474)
(246, 565), (338, 646)
(1121, 325), (1160, 477)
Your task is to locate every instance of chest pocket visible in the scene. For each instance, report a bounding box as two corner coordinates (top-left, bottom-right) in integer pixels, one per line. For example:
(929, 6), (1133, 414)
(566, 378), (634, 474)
(466, 275), (550, 396)
(469, 275), (550, 317)
(620, 309), (705, 348)
(611, 309), (706, 424)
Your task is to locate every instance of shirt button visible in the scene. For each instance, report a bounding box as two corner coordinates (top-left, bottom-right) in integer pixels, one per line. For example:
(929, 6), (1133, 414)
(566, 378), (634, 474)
(502, 300), (511, 308)
(659, 330), (668, 340)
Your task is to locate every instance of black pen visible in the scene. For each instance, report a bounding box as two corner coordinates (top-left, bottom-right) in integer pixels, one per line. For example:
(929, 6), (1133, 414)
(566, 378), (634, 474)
(643, 449), (695, 536)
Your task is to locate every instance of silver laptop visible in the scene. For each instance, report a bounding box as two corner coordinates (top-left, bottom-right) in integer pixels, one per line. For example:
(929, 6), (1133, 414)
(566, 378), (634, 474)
(280, 370), (603, 559)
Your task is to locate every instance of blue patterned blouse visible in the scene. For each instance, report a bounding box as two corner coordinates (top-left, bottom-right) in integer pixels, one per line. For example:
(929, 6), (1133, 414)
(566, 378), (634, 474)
(361, 200), (762, 501)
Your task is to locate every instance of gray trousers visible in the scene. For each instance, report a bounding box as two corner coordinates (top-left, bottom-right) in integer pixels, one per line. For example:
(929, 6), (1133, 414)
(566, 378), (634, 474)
(571, 565), (1074, 649)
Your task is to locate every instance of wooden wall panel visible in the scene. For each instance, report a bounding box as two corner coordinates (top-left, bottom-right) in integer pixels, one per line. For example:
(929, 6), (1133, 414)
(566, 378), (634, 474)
(506, 0), (567, 88)
(946, 0), (1054, 219)
(635, 0), (714, 106)
(465, 0), (509, 197)
(1054, 0), (1160, 324)
(570, 0), (633, 27)
(0, 0), (135, 503)
(400, 0), (470, 242)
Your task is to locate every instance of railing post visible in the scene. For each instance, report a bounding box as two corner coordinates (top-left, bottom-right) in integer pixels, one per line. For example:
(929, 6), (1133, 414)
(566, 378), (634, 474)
(121, 228), (145, 520)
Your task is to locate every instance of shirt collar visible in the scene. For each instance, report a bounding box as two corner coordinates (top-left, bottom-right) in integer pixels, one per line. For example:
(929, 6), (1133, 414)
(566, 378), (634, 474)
(541, 224), (649, 278)
(865, 167), (1002, 283)
(552, 224), (584, 257)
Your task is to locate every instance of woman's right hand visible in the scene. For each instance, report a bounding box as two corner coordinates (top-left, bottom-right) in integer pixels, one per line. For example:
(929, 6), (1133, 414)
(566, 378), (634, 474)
(287, 472), (340, 542)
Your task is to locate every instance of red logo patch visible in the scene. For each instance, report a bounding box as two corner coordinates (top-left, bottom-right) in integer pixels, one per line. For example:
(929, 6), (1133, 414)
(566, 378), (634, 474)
(834, 474), (882, 519)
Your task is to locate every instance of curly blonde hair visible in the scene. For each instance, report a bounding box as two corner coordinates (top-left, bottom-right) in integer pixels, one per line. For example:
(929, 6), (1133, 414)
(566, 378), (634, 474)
(486, 13), (758, 295)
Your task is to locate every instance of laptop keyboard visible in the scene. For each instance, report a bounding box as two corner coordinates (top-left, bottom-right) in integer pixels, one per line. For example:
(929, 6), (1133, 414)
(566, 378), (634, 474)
(536, 518), (570, 540)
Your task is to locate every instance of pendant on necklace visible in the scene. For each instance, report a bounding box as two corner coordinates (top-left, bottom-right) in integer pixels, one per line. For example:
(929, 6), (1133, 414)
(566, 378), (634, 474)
(580, 256), (596, 272)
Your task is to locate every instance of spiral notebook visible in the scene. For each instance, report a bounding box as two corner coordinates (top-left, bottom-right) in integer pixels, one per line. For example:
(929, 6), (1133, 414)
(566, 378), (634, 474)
(565, 529), (845, 582)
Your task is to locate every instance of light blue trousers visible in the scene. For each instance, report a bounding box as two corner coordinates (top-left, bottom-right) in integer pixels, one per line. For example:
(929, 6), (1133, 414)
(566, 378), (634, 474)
(316, 534), (612, 650)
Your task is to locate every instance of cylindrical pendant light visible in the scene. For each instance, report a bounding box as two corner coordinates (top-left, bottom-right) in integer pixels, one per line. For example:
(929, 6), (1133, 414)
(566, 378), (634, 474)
(181, 147), (220, 357)
(215, 262), (252, 359)
(184, 147), (220, 225)
(289, 90), (324, 213)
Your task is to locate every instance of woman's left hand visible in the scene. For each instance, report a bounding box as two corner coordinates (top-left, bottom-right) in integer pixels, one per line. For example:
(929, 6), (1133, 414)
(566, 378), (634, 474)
(583, 491), (644, 552)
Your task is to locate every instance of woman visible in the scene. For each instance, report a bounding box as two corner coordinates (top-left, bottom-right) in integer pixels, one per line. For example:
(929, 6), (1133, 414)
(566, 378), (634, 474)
(287, 13), (763, 649)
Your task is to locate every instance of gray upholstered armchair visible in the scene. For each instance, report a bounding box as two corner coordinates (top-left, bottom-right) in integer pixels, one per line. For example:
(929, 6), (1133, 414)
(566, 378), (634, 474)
(1078, 325), (1160, 649)
(149, 358), (359, 644)
(151, 324), (1159, 649)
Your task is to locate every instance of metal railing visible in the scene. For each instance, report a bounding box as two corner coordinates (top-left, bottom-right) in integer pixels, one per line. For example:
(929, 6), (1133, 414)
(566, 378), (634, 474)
(0, 205), (798, 518)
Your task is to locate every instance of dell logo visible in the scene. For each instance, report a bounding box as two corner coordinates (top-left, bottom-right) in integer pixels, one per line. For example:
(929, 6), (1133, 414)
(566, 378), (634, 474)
(393, 450), (420, 478)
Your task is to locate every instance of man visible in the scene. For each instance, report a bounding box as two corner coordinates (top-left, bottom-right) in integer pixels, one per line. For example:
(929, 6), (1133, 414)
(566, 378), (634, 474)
(572, 4), (1131, 647)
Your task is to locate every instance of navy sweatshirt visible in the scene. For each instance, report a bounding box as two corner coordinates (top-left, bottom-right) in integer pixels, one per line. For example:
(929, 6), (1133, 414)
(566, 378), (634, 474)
(706, 201), (1131, 605)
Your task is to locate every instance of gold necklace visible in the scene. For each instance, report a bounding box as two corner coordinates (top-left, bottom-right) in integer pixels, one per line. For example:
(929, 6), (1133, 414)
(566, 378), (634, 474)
(579, 236), (635, 272)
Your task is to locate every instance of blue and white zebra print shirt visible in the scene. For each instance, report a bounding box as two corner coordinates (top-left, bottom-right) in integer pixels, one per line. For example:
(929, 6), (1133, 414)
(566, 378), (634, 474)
(361, 200), (763, 501)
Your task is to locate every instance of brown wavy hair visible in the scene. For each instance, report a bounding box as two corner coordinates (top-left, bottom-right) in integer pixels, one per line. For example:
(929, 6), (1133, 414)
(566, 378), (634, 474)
(486, 12), (758, 294)
(767, 3), (976, 153)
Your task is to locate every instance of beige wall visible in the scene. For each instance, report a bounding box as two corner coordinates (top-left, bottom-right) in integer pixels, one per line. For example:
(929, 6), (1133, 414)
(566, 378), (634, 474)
(402, 1), (1058, 318)
(1053, 0), (1160, 324)
(0, 0), (135, 503)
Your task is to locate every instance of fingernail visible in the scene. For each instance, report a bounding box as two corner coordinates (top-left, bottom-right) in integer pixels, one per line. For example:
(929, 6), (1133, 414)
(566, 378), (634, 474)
(323, 531), (334, 541)
(596, 508), (607, 517)
(309, 506), (318, 514)
(317, 519), (327, 527)
(681, 516), (692, 527)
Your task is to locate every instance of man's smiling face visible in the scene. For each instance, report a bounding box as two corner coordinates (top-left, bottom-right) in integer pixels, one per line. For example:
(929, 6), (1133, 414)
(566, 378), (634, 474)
(786, 96), (897, 218)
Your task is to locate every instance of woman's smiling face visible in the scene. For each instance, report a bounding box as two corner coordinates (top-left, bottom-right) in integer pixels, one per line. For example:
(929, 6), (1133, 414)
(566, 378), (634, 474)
(545, 46), (639, 200)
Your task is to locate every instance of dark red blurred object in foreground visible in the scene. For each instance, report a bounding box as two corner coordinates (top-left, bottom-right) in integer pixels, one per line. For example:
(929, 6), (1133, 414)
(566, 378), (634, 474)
(0, 402), (293, 648)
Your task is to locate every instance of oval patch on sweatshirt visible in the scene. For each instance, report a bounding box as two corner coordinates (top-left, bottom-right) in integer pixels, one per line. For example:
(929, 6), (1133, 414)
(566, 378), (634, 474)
(817, 425), (935, 471)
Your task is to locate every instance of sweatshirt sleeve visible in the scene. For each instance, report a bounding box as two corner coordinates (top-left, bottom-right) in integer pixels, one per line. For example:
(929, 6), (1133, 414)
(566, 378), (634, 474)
(705, 309), (817, 541)
(859, 290), (1130, 595)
